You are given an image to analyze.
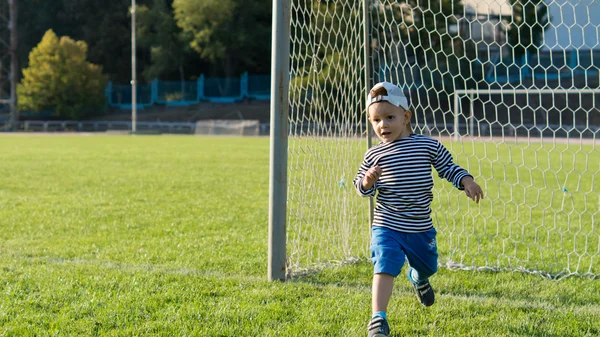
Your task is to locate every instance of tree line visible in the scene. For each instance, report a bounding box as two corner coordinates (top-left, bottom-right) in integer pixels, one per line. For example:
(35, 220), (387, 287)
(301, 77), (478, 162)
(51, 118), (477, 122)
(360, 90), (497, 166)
(18, 0), (272, 83)
(16, 0), (548, 119)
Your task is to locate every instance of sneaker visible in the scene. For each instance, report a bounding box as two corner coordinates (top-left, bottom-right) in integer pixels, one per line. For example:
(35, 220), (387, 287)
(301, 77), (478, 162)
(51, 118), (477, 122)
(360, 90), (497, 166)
(367, 316), (390, 337)
(408, 268), (435, 306)
(412, 280), (435, 306)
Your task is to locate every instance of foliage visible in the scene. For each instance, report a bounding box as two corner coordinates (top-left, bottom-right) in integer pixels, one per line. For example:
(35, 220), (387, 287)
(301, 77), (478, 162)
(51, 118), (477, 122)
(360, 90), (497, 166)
(17, 30), (107, 119)
(17, 0), (150, 84)
(508, 0), (550, 58)
(13, 0), (552, 89)
(172, 0), (271, 77)
(289, 1), (364, 120)
(371, 0), (467, 92)
(135, 0), (198, 82)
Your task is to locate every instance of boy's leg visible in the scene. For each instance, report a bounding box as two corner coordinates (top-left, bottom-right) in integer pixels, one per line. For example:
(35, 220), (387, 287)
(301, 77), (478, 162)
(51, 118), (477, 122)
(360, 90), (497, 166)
(369, 273), (393, 337)
(370, 226), (405, 313)
(372, 273), (394, 313)
(369, 226), (405, 336)
(403, 227), (438, 281)
(402, 228), (438, 306)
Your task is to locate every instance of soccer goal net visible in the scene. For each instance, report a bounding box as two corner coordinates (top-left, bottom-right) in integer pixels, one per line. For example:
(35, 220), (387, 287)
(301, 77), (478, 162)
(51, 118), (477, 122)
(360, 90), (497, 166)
(279, 0), (600, 279)
(194, 120), (259, 136)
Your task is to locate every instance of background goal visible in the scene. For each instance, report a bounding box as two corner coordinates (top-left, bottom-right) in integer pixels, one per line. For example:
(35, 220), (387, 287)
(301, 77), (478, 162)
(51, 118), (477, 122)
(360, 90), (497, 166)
(270, 0), (600, 279)
(195, 120), (259, 136)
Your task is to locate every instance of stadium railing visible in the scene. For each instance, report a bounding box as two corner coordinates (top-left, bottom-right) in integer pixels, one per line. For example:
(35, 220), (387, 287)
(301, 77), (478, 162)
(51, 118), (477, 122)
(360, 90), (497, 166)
(485, 48), (600, 84)
(106, 72), (271, 109)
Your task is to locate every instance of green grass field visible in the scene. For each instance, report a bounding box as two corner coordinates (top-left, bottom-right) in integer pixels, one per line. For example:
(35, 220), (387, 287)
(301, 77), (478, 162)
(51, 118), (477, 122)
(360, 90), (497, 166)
(0, 135), (599, 336)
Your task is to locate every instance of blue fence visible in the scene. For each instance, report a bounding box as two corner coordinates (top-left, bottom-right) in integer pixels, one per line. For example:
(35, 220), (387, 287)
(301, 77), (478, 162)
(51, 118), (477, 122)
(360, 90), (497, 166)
(485, 49), (600, 84)
(375, 49), (599, 88)
(106, 72), (271, 109)
(106, 49), (599, 110)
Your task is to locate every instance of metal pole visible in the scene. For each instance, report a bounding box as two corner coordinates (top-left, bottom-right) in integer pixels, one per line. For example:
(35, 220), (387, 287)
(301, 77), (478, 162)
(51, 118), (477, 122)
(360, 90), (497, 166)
(453, 92), (460, 140)
(8, 0), (17, 128)
(469, 93), (474, 137)
(363, 0), (374, 224)
(268, 0), (291, 281)
(131, 0), (137, 133)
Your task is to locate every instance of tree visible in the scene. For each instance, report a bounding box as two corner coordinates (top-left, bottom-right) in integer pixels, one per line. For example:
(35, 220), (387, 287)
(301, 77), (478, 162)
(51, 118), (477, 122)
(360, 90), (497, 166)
(371, 0), (466, 92)
(136, 0), (199, 82)
(16, 0), (270, 84)
(289, 0), (365, 121)
(18, 0), (153, 84)
(17, 30), (107, 119)
(507, 0), (550, 58)
(172, 0), (271, 78)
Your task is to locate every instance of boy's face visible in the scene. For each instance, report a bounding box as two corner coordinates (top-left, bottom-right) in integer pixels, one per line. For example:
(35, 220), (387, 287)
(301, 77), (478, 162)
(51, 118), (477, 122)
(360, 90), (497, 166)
(368, 101), (411, 142)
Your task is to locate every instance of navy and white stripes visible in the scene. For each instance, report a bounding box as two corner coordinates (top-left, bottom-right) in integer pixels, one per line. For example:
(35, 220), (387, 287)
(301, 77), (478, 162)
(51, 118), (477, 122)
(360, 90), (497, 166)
(354, 134), (472, 233)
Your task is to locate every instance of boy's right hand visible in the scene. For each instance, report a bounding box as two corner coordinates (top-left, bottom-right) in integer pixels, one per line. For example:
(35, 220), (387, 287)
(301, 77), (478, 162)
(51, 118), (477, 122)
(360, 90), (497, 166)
(362, 165), (382, 190)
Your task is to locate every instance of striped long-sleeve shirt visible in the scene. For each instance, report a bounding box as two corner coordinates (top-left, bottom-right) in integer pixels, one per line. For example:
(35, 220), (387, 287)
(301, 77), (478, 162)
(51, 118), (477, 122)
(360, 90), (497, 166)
(353, 134), (472, 233)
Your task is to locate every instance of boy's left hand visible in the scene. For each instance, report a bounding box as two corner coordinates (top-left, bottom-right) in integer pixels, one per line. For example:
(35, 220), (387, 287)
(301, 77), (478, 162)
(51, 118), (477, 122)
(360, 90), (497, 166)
(461, 176), (484, 204)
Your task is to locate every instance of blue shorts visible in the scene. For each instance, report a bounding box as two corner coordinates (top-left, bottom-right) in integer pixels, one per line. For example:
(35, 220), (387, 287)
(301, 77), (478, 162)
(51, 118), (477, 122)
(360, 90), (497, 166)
(370, 226), (438, 278)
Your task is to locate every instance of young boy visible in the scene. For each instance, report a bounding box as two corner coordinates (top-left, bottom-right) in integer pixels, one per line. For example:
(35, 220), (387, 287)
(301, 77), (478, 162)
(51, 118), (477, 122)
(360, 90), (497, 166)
(353, 82), (484, 337)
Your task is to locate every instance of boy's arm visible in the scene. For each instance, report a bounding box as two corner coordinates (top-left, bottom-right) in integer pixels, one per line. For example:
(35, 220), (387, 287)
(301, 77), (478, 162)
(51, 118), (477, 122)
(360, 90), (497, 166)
(432, 141), (473, 190)
(353, 157), (377, 197)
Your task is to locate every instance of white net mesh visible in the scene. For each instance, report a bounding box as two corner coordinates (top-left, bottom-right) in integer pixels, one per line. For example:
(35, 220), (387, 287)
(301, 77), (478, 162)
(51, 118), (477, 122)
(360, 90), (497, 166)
(286, 0), (599, 278)
(287, 0), (370, 275)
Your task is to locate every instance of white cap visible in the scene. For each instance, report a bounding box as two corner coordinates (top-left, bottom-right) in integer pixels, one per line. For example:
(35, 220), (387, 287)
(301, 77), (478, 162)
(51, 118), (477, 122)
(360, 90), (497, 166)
(367, 82), (409, 110)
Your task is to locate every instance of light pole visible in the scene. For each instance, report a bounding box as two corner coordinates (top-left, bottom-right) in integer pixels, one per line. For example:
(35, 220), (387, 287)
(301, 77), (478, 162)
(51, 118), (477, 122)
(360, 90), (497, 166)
(8, 0), (18, 129)
(131, 0), (137, 133)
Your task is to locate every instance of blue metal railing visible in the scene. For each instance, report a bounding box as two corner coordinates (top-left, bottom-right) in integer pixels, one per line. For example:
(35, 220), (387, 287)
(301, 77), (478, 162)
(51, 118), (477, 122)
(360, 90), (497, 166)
(106, 72), (270, 109)
(105, 49), (599, 110)
(485, 49), (600, 84)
